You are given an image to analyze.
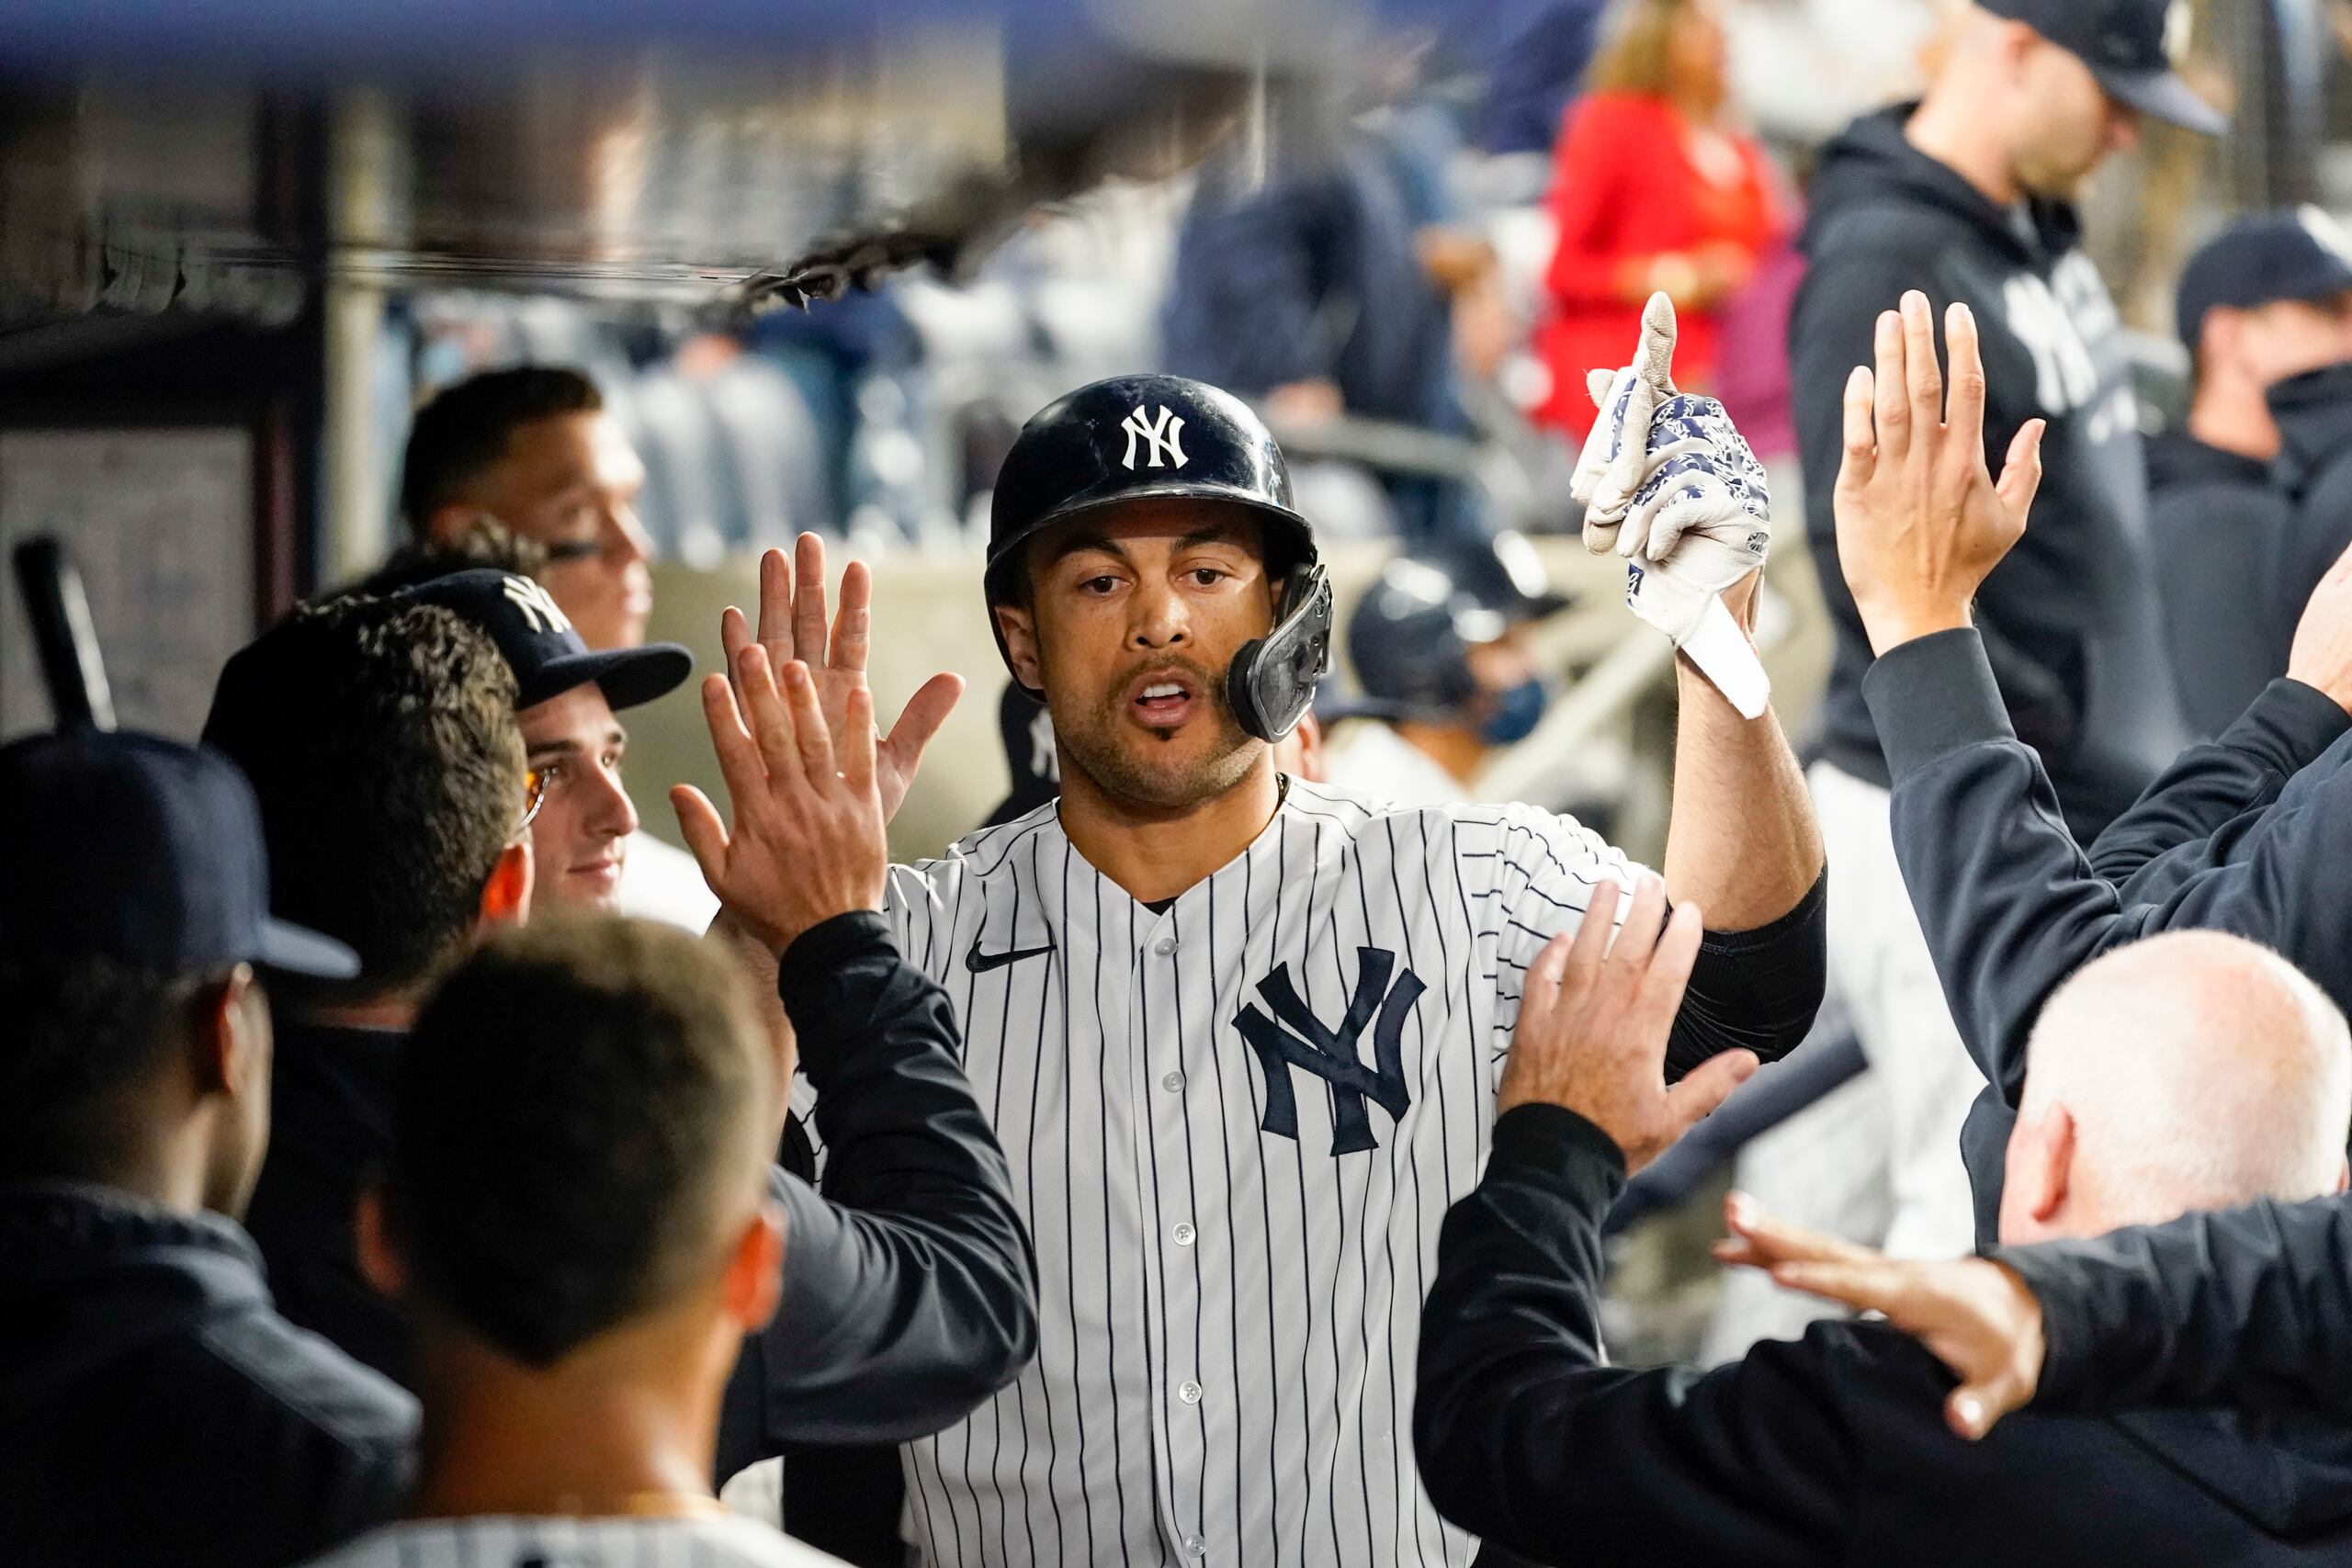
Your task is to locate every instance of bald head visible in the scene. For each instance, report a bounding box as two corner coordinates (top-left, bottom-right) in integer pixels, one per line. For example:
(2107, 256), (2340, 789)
(1999, 933), (2352, 1245)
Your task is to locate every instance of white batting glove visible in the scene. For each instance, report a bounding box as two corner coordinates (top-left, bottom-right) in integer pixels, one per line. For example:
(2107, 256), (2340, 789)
(1572, 292), (1774, 718)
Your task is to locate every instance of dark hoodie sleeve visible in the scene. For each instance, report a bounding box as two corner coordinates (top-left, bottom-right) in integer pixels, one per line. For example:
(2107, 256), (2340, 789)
(1415, 1105), (1860, 1565)
(2086, 678), (2348, 894)
(725, 911), (1037, 1454)
(1996, 1194), (2352, 1417)
(1868, 628), (2352, 1111)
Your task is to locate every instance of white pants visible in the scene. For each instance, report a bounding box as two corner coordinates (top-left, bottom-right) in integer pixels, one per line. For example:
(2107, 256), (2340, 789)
(1705, 762), (1984, 1359)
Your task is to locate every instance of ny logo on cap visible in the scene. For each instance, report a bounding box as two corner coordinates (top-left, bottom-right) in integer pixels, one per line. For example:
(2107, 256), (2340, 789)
(1235, 947), (1420, 1156)
(2165, 0), (2191, 65)
(1120, 404), (1188, 471)
(502, 575), (573, 637)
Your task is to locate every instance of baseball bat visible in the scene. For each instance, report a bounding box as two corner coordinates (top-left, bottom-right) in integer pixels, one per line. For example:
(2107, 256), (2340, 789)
(11, 535), (116, 730)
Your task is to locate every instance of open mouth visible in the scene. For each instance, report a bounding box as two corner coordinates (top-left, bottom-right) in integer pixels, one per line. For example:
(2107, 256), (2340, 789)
(1126, 670), (1200, 731)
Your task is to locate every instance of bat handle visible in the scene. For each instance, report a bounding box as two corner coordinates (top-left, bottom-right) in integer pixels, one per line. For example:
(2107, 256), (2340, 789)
(12, 536), (117, 731)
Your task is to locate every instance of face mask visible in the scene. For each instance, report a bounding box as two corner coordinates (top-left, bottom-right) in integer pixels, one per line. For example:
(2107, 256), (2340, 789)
(1479, 678), (1549, 748)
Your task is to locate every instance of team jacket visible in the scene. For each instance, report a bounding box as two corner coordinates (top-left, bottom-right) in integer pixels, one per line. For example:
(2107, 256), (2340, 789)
(1859, 626), (2352, 1243)
(866, 782), (1821, 1568)
(243, 912), (1036, 1475)
(1792, 105), (2187, 838)
(0, 1180), (416, 1567)
(1412, 1105), (2352, 1566)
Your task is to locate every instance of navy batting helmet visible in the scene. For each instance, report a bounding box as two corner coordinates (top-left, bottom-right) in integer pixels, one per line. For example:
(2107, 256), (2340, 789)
(984, 374), (1333, 742)
(1345, 536), (1573, 722)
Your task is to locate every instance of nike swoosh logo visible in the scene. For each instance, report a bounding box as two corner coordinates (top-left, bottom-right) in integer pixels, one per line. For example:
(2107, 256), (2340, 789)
(967, 936), (1056, 975)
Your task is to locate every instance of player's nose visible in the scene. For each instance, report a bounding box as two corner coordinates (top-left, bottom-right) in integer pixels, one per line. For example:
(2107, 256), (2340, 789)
(587, 760), (639, 839)
(1126, 576), (1190, 649)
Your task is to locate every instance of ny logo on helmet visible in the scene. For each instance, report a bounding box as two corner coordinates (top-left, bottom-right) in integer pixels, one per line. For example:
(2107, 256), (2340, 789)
(1235, 947), (1421, 1156)
(1120, 404), (1189, 471)
(502, 575), (573, 637)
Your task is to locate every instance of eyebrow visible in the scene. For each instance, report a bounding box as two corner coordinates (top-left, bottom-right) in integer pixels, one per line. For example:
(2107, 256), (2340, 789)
(526, 727), (627, 761)
(1046, 522), (1247, 568)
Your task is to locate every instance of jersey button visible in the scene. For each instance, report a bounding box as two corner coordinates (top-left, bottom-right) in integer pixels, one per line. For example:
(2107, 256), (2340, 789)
(1172, 1221), (1196, 1247)
(1161, 1070), (1186, 1093)
(1178, 1380), (1203, 1405)
(1182, 1536), (1206, 1558)
(1154, 935), (1177, 957)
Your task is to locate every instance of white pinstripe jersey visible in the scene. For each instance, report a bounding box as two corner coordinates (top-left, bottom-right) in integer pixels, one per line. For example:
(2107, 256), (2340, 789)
(873, 778), (1643, 1568)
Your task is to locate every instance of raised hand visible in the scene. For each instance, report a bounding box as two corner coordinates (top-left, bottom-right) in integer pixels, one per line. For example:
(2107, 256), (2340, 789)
(721, 533), (963, 823)
(1497, 877), (1759, 1174)
(672, 641), (889, 956)
(1713, 1194), (2045, 1440)
(1833, 291), (2046, 656)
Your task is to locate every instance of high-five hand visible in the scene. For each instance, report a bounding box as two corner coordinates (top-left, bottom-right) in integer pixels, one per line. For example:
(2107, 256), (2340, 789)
(1573, 293), (1776, 719)
(721, 533), (963, 822)
(1713, 1193), (2046, 1441)
(1833, 291), (2046, 656)
(673, 643), (889, 955)
(1496, 877), (1759, 1174)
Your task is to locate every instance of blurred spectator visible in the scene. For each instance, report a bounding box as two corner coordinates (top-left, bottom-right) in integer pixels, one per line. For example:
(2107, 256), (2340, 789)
(0, 729), (412, 1568)
(298, 919), (842, 1568)
(397, 367), (718, 930)
(1417, 910), (2352, 1567)
(1533, 0), (1788, 441)
(1771, 0), (2214, 1280)
(1323, 539), (1568, 805)
(1474, 0), (1609, 158)
(1722, 0), (1942, 148)
(1162, 84), (1499, 548)
(2154, 211), (2352, 736)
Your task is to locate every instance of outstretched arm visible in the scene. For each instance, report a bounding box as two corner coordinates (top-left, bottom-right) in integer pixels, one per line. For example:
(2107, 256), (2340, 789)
(1722, 1190), (2352, 1438)
(1841, 294), (2352, 1100)
(678, 643), (1036, 1469)
(1420, 881), (1850, 1565)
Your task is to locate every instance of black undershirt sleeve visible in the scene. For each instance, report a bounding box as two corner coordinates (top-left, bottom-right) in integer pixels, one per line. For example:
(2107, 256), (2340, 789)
(1664, 871), (1827, 1080)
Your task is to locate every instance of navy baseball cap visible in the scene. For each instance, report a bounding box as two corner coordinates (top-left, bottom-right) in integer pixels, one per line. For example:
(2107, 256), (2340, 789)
(390, 570), (692, 712)
(1982, 0), (2226, 136)
(2175, 209), (2352, 345)
(0, 728), (358, 977)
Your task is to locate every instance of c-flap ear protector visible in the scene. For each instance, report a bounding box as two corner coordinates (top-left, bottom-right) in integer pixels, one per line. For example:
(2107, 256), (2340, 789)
(1228, 564), (1334, 742)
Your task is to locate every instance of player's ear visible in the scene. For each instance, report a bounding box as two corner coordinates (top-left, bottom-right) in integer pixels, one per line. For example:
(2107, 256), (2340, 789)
(478, 840), (534, 931)
(354, 1181), (410, 1300)
(996, 603), (1045, 694)
(720, 1199), (787, 1334)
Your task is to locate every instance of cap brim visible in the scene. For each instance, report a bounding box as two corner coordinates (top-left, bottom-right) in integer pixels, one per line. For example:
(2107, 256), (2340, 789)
(255, 918), (361, 979)
(517, 643), (695, 713)
(2097, 65), (2228, 136)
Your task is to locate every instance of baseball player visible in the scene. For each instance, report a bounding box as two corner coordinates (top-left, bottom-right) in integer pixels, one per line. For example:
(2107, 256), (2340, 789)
(678, 331), (1826, 1564)
(1321, 537), (1571, 807)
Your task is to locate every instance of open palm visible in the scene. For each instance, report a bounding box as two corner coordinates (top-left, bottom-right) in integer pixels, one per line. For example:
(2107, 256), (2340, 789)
(722, 533), (963, 823)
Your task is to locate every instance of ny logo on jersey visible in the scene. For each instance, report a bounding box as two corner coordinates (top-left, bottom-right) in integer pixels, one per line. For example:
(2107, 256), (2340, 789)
(502, 574), (573, 637)
(1120, 404), (1188, 471)
(1234, 947), (1422, 1156)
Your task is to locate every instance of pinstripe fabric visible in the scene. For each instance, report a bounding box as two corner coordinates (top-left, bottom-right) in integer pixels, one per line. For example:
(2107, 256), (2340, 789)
(878, 781), (1642, 1567)
(297, 1514), (850, 1566)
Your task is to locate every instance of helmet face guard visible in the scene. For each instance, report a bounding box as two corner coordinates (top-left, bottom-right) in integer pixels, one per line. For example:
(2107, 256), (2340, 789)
(984, 374), (1330, 742)
(1228, 562), (1333, 741)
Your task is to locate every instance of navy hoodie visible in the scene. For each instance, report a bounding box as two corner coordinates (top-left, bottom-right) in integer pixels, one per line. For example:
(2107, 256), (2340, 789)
(0, 1181), (415, 1567)
(1791, 106), (2187, 839)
